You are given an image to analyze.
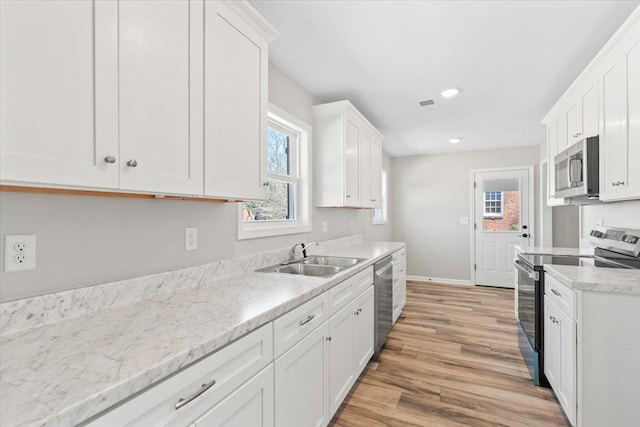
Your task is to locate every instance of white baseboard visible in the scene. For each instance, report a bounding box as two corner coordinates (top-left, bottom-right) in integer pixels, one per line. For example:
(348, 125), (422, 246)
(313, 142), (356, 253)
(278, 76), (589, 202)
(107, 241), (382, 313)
(406, 275), (472, 286)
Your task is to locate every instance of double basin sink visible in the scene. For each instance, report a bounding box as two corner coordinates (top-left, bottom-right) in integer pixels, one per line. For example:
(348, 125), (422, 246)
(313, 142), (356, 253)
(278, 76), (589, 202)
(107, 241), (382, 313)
(257, 256), (367, 277)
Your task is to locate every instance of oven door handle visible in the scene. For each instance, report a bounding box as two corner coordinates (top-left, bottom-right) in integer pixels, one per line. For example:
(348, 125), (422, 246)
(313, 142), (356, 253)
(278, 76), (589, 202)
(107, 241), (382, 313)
(514, 259), (539, 281)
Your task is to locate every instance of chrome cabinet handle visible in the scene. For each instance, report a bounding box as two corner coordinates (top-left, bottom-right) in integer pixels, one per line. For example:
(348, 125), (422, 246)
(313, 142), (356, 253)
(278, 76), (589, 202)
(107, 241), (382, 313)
(175, 379), (216, 410)
(551, 288), (561, 297)
(357, 308), (362, 314)
(262, 182), (269, 187)
(549, 316), (559, 324)
(354, 311), (359, 316)
(346, 195), (351, 198)
(326, 336), (332, 342)
(299, 314), (315, 326)
(104, 156), (116, 164)
(371, 199), (376, 202)
(127, 159), (138, 167)
(612, 181), (625, 187)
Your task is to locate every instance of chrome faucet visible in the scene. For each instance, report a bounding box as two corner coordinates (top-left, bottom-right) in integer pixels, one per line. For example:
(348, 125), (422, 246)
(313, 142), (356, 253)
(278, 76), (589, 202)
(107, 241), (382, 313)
(283, 242), (319, 265)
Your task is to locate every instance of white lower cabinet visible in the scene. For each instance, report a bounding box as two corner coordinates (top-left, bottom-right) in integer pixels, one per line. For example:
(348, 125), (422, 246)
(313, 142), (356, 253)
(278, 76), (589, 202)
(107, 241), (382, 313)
(275, 322), (331, 427)
(328, 284), (375, 417)
(191, 365), (273, 427)
(353, 286), (375, 375)
(392, 258), (406, 324)
(544, 295), (576, 426)
(329, 301), (356, 417)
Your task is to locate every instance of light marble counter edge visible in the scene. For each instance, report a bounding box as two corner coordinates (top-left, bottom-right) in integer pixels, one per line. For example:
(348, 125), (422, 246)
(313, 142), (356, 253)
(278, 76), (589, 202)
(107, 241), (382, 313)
(544, 264), (640, 294)
(1, 241), (405, 427)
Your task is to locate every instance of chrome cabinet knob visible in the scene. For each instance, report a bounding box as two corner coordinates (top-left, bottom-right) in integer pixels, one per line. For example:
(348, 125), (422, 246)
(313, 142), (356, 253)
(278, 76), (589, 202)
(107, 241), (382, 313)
(262, 182), (269, 187)
(127, 159), (138, 167)
(104, 155), (116, 164)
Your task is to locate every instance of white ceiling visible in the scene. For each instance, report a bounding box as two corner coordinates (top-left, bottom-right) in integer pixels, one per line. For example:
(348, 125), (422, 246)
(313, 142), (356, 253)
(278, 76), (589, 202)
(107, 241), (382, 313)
(250, 0), (639, 157)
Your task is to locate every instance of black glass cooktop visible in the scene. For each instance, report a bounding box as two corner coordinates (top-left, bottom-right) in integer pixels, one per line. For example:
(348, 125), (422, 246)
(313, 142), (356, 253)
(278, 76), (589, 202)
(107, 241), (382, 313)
(520, 253), (637, 270)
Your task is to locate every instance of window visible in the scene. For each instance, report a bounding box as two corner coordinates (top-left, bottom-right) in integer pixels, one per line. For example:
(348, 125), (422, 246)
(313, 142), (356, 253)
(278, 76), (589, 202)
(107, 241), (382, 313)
(238, 104), (311, 239)
(372, 169), (388, 225)
(483, 191), (504, 217)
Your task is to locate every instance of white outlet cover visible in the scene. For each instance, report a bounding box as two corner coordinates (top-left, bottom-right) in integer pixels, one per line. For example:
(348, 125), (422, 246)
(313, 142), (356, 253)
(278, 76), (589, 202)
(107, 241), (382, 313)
(460, 217), (469, 225)
(4, 234), (36, 272)
(185, 227), (198, 251)
(321, 220), (328, 233)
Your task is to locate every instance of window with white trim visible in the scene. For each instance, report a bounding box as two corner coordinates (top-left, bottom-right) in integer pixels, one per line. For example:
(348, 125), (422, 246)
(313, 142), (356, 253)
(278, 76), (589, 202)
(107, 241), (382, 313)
(483, 191), (504, 217)
(238, 104), (311, 239)
(372, 169), (388, 225)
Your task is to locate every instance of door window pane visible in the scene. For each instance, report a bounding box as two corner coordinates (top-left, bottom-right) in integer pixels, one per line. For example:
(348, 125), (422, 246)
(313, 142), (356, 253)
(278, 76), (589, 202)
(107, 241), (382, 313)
(482, 179), (520, 232)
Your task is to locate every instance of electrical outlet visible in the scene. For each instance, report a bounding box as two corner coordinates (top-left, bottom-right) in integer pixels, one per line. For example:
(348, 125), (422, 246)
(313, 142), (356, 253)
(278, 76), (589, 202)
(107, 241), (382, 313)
(185, 227), (198, 251)
(322, 221), (328, 233)
(4, 234), (36, 272)
(350, 219), (354, 230)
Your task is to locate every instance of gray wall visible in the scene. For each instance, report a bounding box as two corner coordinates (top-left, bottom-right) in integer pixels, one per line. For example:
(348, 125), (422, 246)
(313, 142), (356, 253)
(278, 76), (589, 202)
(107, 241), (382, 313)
(391, 145), (540, 281)
(552, 205), (580, 248)
(0, 64), (392, 302)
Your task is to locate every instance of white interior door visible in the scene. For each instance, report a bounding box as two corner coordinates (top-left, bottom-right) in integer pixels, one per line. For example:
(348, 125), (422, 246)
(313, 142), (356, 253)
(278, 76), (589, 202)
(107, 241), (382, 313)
(474, 168), (532, 287)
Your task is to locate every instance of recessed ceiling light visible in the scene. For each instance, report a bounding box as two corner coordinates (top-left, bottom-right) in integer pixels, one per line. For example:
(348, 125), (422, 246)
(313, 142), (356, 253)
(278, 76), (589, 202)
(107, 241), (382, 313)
(449, 138), (462, 144)
(441, 87), (461, 98)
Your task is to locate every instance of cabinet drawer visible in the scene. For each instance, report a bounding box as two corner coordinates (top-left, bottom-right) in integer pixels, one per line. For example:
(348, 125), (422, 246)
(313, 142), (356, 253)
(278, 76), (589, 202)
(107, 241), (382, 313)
(392, 248), (406, 263)
(328, 268), (373, 316)
(88, 323), (273, 427)
(274, 292), (329, 358)
(545, 273), (575, 318)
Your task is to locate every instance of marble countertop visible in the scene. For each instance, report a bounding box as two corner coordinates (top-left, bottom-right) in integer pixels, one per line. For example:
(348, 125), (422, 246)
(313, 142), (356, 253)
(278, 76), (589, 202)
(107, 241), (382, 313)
(516, 246), (595, 257)
(544, 264), (640, 294)
(0, 241), (404, 427)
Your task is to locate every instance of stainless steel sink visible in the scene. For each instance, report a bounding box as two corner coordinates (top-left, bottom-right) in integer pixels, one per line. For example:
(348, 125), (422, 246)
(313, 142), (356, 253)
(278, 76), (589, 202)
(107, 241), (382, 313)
(303, 256), (362, 268)
(256, 255), (365, 277)
(275, 264), (341, 277)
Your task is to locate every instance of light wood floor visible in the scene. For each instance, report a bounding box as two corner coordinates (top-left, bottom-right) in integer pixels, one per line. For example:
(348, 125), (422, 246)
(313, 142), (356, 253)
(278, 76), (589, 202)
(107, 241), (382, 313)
(329, 281), (569, 427)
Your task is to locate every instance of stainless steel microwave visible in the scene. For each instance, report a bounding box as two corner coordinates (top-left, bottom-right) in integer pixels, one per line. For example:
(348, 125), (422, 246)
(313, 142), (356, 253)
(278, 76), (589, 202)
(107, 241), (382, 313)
(554, 136), (599, 199)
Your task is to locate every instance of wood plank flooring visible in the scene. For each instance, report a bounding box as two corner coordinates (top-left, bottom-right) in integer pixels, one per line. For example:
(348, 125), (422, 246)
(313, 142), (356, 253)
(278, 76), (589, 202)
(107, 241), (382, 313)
(329, 281), (569, 427)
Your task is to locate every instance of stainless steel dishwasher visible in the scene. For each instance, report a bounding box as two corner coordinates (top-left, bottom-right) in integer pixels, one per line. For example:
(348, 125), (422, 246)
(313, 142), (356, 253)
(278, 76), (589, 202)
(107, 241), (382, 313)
(374, 256), (393, 353)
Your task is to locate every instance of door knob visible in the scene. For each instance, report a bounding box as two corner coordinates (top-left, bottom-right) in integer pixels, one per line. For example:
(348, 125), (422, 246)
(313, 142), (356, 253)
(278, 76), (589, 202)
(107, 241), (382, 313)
(521, 233), (529, 238)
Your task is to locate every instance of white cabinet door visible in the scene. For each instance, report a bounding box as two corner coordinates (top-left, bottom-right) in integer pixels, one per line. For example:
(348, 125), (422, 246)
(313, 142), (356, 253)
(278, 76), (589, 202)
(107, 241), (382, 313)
(544, 296), (560, 390)
(191, 365), (274, 427)
(204, 1), (268, 201)
(599, 27), (640, 201)
(0, 0), (119, 188)
(565, 101), (582, 145)
(118, 0), (203, 195)
(369, 139), (383, 209)
(275, 322), (330, 427)
(546, 116), (567, 206)
(358, 130), (372, 208)
(544, 296), (576, 427)
(328, 301), (356, 417)
(344, 116), (361, 207)
(353, 286), (375, 376)
(581, 79), (599, 138)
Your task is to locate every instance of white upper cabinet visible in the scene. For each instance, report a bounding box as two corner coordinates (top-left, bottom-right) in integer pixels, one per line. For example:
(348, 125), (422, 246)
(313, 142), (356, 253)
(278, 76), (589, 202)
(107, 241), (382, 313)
(543, 7), (640, 204)
(599, 25), (640, 201)
(0, 0), (119, 188)
(204, 1), (277, 201)
(313, 100), (384, 208)
(119, 0), (204, 195)
(1, 0), (278, 200)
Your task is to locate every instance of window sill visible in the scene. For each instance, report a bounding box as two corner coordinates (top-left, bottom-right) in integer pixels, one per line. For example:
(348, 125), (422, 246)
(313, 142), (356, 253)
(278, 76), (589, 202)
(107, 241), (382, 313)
(238, 221), (312, 240)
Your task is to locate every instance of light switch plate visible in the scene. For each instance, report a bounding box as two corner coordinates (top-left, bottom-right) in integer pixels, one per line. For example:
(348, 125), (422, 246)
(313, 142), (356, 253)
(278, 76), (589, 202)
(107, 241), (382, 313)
(460, 217), (469, 225)
(322, 221), (328, 233)
(4, 234), (36, 272)
(185, 227), (197, 251)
